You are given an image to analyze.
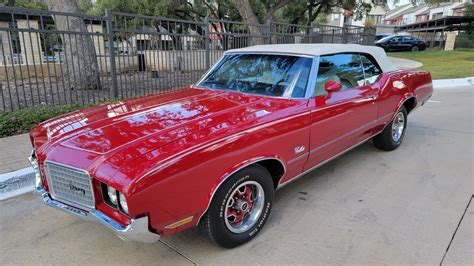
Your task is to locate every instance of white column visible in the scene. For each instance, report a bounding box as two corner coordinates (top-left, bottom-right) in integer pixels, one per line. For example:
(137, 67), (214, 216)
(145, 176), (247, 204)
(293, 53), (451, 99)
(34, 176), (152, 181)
(88, 23), (105, 56)
(0, 21), (12, 65)
(16, 19), (43, 65)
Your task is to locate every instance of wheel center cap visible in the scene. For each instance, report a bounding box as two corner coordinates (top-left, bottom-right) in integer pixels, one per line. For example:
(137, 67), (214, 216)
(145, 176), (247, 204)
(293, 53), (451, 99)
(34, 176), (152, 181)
(235, 199), (249, 212)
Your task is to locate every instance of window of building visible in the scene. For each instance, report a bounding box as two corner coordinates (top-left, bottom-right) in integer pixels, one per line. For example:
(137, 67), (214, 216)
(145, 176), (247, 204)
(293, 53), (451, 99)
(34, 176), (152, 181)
(368, 15), (383, 24)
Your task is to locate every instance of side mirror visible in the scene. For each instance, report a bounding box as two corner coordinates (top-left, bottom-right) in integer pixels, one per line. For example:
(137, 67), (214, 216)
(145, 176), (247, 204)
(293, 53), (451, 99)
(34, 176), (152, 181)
(324, 81), (342, 93)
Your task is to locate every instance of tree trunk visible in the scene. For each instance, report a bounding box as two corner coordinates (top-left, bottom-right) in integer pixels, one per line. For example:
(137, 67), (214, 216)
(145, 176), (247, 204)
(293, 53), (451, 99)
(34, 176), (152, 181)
(46, 0), (100, 90)
(233, 0), (264, 45)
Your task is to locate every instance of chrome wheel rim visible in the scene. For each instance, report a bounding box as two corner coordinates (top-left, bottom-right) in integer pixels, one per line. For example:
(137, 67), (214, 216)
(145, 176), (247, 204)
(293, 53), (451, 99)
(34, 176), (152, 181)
(224, 181), (265, 234)
(391, 112), (405, 142)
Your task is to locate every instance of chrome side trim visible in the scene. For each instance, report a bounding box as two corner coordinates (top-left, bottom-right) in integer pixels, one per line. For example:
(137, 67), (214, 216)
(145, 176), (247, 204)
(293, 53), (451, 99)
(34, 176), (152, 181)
(309, 120), (377, 155)
(196, 157), (286, 225)
(307, 112), (393, 156)
(304, 56), (320, 99)
(277, 130), (384, 189)
(287, 152), (309, 164)
(36, 186), (160, 243)
(279, 112), (395, 188)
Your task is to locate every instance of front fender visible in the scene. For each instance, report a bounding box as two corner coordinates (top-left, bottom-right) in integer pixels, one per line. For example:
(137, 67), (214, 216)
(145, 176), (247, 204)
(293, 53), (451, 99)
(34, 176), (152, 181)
(122, 111), (309, 235)
(196, 155), (286, 224)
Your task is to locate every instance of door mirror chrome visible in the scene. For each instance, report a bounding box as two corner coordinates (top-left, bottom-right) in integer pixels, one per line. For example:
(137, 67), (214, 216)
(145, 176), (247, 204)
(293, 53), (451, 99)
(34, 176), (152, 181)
(324, 81), (343, 93)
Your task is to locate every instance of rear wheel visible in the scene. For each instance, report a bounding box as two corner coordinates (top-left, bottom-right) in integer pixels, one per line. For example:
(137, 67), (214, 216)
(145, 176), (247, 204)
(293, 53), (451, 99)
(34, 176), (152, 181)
(373, 106), (408, 151)
(198, 164), (274, 248)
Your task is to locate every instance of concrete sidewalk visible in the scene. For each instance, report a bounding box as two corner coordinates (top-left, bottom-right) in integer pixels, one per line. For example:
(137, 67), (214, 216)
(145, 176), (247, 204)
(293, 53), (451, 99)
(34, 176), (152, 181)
(0, 133), (31, 173)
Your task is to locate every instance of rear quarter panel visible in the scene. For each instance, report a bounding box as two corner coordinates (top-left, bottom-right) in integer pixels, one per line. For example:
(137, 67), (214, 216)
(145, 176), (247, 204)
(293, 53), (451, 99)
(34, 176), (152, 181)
(374, 70), (433, 132)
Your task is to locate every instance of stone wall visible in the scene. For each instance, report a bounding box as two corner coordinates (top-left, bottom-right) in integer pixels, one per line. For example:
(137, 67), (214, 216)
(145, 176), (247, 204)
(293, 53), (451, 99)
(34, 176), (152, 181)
(143, 50), (224, 71)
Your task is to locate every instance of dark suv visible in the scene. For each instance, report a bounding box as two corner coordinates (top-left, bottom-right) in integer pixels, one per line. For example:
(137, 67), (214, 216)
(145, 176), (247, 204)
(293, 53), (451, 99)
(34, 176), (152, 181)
(375, 35), (426, 52)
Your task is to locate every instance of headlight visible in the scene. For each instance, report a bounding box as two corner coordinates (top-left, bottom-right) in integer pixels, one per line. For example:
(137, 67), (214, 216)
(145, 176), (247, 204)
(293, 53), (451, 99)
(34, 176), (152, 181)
(101, 183), (129, 215)
(119, 192), (128, 214)
(107, 186), (118, 205)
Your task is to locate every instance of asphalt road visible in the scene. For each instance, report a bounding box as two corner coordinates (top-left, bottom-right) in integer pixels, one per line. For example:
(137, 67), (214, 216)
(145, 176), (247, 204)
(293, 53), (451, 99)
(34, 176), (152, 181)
(1, 86), (472, 265)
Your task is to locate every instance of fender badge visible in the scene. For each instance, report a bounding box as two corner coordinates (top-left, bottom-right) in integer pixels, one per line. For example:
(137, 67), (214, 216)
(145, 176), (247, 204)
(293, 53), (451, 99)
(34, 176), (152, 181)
(294, 146), (306, 154)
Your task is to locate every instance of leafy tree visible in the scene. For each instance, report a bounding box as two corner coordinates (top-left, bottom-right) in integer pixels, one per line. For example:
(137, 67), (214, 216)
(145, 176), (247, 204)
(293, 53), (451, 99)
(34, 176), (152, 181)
(93, 0), (211, 21)
(278, 0), (340, 25)
(4, 0), (94, 13)
(234, 0), (385, 35)
(4, 0), (46, 9)
(463, 2), (474, 17)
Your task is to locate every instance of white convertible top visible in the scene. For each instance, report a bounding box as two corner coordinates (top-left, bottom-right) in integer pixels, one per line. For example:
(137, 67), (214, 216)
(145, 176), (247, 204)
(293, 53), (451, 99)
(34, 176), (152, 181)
(225, 44), (398, 73)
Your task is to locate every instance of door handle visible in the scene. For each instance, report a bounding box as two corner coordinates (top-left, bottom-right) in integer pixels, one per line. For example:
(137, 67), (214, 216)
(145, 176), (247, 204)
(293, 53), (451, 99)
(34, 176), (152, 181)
(367, 94), (377, 100)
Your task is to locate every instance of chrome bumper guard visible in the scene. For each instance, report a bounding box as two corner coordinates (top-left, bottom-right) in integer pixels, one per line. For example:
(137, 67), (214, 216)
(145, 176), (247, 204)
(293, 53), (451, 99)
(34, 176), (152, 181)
(29, 151), (160, 243)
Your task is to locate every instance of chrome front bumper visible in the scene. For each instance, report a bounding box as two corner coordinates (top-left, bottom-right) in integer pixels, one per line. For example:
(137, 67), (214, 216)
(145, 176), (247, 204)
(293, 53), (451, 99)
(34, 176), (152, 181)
(30, 151), (160, 243)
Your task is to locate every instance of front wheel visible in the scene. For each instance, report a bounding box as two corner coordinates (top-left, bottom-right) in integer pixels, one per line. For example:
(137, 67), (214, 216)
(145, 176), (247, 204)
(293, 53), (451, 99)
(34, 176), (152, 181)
(373, 106), (408, 151)
(411, 46), (419, 52)
(198, 164), (274, 248)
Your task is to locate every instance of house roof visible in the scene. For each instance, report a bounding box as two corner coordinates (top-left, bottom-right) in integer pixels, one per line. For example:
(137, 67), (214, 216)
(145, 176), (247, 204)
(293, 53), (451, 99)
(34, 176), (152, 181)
(226, 44), (398, 73)
(400, 4), (428, 16)
(416, 10), (430, 16)
(396, 16), (474, 32)
(385, 4), (412, 19)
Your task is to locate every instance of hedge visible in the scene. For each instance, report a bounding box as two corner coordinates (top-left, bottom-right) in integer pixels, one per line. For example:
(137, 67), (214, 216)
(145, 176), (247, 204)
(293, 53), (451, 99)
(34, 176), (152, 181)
(0, 104), (85, 138)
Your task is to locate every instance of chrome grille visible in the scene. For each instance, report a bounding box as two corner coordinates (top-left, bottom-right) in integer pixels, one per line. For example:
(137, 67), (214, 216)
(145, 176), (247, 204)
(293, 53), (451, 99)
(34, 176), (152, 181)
(44, 161), (95, 209)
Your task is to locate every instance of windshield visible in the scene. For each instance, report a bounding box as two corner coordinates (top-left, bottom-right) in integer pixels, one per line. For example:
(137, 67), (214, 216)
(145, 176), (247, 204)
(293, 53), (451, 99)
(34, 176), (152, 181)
(376, 36), (393, 43)
(197, 54), (312, 98)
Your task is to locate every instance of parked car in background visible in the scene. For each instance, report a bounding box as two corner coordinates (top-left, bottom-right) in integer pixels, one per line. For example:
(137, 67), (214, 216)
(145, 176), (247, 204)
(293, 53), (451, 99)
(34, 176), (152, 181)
(375, 35), (426, 52)
(29, 44), (433, 248)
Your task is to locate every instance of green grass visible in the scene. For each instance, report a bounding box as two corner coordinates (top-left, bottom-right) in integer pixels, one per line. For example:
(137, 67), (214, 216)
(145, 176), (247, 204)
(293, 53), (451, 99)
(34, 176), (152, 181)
(388, 49), (474, 79)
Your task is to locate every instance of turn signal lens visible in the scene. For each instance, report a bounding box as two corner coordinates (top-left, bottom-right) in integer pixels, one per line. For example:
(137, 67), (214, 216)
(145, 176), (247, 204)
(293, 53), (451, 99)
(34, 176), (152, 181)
(107, 186), (118, 205)
(119, 192), (128, 214)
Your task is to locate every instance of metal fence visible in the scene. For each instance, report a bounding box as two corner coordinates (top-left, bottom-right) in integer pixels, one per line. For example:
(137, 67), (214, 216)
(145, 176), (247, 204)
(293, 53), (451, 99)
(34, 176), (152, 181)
(0, 7), (376, 112)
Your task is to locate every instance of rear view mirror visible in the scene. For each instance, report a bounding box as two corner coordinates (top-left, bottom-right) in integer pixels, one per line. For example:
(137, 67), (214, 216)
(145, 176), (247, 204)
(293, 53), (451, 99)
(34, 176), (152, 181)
(324, 81), (342, 93)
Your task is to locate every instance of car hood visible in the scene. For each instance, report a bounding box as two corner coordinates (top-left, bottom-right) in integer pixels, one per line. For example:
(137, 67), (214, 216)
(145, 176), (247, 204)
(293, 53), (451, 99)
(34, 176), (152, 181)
(32, 87), (302, 191)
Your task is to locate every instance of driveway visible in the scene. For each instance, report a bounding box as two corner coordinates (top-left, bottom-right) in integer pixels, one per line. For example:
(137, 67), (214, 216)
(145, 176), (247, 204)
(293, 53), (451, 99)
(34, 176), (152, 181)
(389, 56), (423, 70)
(1, 86), (472, 265)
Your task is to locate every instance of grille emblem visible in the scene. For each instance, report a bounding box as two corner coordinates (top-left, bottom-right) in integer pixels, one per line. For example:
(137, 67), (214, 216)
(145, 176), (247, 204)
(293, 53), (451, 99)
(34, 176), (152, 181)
(69, 183), (86, 195)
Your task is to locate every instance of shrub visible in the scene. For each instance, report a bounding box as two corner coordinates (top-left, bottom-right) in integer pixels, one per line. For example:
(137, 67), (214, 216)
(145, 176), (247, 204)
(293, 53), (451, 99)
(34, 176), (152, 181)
(0, 104), (85, 138)
(455, 32), (474, 49)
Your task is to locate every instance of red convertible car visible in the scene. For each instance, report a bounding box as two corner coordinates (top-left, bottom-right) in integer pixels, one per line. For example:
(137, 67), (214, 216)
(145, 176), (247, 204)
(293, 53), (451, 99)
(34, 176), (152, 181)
(29, 44), (433, 248)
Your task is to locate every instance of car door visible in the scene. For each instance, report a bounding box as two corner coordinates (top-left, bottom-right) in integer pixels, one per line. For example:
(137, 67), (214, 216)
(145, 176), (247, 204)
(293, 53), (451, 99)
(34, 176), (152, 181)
(387, 36), (402, 51)
(303, 53), (378, 171)
(401, 36), (414, 51)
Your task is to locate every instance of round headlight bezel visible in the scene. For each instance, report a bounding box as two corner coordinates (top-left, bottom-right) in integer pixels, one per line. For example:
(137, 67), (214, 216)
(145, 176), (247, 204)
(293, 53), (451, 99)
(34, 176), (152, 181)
(106, 186), (118, 206)
(118, 192), (128, 214)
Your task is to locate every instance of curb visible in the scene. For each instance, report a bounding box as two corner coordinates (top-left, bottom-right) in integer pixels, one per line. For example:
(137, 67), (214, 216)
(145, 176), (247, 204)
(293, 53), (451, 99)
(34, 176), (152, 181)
(0, 167), (35, 200)
(433, 77), (474, 89)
